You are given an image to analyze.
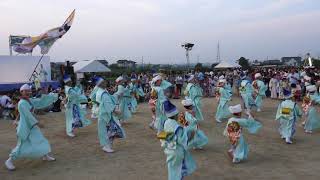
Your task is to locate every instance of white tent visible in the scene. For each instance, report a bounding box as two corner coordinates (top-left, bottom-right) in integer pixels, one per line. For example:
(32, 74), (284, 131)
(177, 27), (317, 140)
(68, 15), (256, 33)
(73, 60), (111, 73)
(214, 60), (240, 69)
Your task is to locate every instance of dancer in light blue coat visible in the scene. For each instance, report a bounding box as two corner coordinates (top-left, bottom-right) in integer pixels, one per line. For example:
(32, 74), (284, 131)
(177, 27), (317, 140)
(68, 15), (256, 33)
(181, 99), (208, 149)
(253, 73), (267, 112)
(275, 90), (302, 144)
(303, 85), (320, 133)
(113, 76), (132, 122)
(215, 79), (232, 123)
(5, 84), (58, 171)
(159, 101), (196, 180)
(184, 75), (204, 121)
(95, 77), (125, 153)
(64, 75), (91, 137)
(240, 79), (255, 112)
(224, 104), (262, 163)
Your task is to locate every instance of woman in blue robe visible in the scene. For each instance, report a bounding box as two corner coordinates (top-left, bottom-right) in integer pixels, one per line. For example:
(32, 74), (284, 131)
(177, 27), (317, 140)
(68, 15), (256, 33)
(113, 76), (132, 122)
(5, 84), (58, 171)
(181, 99), (208, 149)
(224, 104), (262, 163)
(275, 90), (302, 144)
(184, 75), (204, 121)
(64, 75), (91, 137)
(304, 85), (320, 133)
(95, 78), (125, 153)
(215, 79), (231, 123)
(159, 101), (196, 180)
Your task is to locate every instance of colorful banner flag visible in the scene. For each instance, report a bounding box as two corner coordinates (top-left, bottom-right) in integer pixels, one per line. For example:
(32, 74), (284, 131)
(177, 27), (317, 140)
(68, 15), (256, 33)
(11, 9), (75, 54)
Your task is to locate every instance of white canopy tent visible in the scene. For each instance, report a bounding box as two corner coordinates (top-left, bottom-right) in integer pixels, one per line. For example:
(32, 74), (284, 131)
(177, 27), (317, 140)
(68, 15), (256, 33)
(214, 60), (240, 69)
(73, 60), (111, 73)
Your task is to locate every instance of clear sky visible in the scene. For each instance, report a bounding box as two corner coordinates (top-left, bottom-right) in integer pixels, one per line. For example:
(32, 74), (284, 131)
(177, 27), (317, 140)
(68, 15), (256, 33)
(0, 0), (319, 64)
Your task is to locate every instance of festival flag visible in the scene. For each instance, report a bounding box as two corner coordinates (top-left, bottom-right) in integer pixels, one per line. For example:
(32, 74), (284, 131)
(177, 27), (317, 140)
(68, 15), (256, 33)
(11, 9), (75, 54)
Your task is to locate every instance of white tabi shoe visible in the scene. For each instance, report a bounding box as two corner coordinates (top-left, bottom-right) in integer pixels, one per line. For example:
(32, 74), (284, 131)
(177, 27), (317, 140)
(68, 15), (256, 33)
(285, 137), (292, 144)
(216, 119), (222, 123)
(43, 154), (56, 161)
(67, 132), (75, 138)
(102, 145), (115, 153)
(305, 130), (312, 134)
(257, 108), (261, 112)
(5, 158), (15, 171)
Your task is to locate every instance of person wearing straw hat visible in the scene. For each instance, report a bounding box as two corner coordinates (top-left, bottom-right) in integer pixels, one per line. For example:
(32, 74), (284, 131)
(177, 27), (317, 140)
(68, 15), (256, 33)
(215, 78), (232, 123)
(5, 84), (58, 171)
(239, 79), (255, 113)
(95, 77), (125, 153)
(224, 104), (262, 163)
(275, 89), (302, 144)
(252, 73), (267, 112)
(64, 74), (92, 138)
(180, 99), (208, 150)
(303, 85), (320, 134)
(152, 74), (172, 133)
(113, 76), (132, 122)
(158, 100), (196, 180)
(184, 75), (204, 121)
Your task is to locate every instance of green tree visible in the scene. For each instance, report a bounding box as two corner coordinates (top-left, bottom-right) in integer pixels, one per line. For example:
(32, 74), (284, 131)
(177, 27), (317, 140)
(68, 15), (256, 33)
(195, 63), (203, 71)
(238, 57), (250, 70)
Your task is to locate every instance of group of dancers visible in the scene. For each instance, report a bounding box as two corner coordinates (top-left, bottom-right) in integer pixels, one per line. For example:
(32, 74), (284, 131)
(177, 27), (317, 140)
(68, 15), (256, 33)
(4, 71), (320, 180)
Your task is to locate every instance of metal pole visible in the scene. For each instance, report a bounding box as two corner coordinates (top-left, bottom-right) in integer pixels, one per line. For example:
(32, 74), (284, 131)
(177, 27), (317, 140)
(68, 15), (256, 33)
(186, 49), (190, 72)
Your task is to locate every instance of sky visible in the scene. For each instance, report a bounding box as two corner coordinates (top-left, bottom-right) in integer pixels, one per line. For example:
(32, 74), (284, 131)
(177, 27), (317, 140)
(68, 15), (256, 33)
(0, 0), (319, 64)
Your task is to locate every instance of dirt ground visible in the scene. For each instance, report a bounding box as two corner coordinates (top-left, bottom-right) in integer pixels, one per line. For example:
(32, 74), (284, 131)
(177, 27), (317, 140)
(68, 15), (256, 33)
(1, 97), (320, 180)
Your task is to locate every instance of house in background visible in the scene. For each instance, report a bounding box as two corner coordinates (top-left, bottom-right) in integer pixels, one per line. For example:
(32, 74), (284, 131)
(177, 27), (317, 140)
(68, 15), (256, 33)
(261, 59), (283, 66)
(117, 60), (136, 68)
(281, 57), (302, 66)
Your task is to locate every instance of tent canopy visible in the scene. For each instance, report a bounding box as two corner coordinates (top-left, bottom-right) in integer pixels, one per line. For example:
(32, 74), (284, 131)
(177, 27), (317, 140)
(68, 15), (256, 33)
(214, 60), (240, 69)
(73, 60), (111, 73)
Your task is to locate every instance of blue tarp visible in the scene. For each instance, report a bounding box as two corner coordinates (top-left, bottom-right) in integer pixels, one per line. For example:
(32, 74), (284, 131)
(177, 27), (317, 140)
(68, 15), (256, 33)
(0, 81), (60, 92)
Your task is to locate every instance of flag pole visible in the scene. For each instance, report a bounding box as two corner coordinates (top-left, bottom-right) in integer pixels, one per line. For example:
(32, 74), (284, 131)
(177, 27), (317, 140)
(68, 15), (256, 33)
(28, 54), (45, 81)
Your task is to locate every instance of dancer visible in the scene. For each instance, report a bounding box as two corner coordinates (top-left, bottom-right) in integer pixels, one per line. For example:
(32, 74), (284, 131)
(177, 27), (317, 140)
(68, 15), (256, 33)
(180, 99), (208, 149)
(239, 79), (255, 112)
(152, 75), (172, 133)
(184, 75), (204, 121)
(158, 101), (196, 180)
(89, 76), (103, 119)
(275, 90), (302, 144)
(215, 78), (231, 123)
(5, 84), (58, 170)
(252, 73), (267, 112)
(303, 85), (320, 133)
(64, 75), (91, 137)
(95, 77), (125, 153)
(224, 104), (262, 163)
(113, 76), (132, 122)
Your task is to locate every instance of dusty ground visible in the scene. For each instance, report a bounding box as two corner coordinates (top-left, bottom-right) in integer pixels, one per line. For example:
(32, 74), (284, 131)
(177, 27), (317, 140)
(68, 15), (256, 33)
(1, 97), (320, 180)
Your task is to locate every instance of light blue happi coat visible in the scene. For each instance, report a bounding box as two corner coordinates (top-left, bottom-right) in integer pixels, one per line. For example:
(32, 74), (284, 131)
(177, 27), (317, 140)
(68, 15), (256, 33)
(215, 87), (231, 121)
(153, 80), (172, 133)
(304, 93), (320, 131)
(10, 94), (58, 160)
(96, 88), (125, 147)
(128, 83), (138, 113)
(113, 84), (132, 121)
(184, 112), (208, 149)
(161, 118), (197, 180)
(65, 86), (91, 134)
(275, 100), (302, 138)
(240, 80), (255, 110)
(185, 83), (204, 121)
(254, 80), (267, 109)
(224, 117), (262, 162)
(89, 86), (99, 117)
(225, 83), (233, 96)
